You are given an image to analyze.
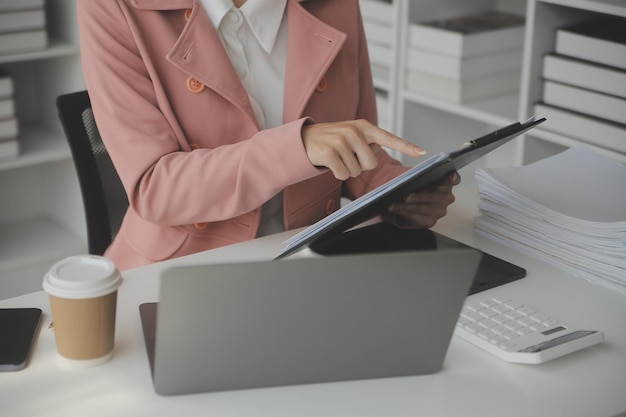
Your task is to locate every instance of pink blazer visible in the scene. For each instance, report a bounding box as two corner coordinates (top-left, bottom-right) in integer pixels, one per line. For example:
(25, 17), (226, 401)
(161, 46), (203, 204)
(78, 0), (408, 270)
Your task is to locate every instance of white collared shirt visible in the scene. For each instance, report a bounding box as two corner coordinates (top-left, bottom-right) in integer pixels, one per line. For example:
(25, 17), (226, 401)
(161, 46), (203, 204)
(200, 0), (288, 236)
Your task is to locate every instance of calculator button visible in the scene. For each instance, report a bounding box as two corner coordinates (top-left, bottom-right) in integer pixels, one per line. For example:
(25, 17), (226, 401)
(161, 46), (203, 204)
(530, 313), (549, 322)
(492, 305), (511, 314)
(479, 320), (497, 329)
(461, 311), (484, 322)
(517, 306), (535, 315)
(479, 309), (498, 318)
(478, 330), (492, 340)
(518, 317), (536, 327)
(505, 311), (524, 320)
(480, 299), (499, 308)
(465, 323), (484, 333)
(505, 321), (523, 331)
(492, 315), (510, 325)
(466, 304), (484, 312)
(491, 325), (510, 336)
(504, 301), (523, 309)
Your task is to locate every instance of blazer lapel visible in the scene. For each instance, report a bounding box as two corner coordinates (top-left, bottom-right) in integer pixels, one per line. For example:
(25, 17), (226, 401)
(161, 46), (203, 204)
(132, 0), (346, 126)
(150, 1), (259, 127)
(283, 0), (346, 122)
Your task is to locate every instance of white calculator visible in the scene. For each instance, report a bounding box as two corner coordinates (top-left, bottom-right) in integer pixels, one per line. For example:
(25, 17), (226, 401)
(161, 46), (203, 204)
(455, 297), (604, 364)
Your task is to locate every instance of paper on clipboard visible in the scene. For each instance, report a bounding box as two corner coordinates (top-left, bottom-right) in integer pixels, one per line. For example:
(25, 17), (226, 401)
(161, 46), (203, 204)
(276, 117), (546, 260)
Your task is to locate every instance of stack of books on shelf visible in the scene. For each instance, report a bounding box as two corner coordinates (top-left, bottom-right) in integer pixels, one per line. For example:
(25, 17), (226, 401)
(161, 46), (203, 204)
(360, 0), (393, 131)
(405, 11), (525, 104)
(359, 0), (394, 83)
(0, 69), (19, 160)
(536, 17), (626, 154)
(474, 145), (626, 296)
(0, 0), (47, 55)
(374, 87), (391, 132)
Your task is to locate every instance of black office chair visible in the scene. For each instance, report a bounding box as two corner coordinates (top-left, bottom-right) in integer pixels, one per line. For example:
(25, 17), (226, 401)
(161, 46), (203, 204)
(56, 90), (129, 256)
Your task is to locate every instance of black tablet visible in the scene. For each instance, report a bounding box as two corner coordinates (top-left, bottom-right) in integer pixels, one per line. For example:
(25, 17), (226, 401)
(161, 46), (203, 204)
(309, 222), (526, 294)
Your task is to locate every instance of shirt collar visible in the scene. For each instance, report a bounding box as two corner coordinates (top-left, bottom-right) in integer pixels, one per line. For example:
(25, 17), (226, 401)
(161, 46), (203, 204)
(201, 0), (288, 54)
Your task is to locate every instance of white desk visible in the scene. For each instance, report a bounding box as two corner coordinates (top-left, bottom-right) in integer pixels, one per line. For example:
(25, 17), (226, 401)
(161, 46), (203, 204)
(1, 186), (625, 417)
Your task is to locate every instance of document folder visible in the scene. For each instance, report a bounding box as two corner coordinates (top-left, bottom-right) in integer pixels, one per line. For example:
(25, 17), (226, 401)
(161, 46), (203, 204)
(276, 117), (546, 260)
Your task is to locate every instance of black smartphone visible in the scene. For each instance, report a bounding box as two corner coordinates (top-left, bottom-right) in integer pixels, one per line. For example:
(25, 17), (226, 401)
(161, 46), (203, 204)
(0, 308), (42, 372)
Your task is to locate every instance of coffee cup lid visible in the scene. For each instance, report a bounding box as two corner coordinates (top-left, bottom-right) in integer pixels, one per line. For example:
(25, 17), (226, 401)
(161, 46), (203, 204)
(43, 255), (122, 299)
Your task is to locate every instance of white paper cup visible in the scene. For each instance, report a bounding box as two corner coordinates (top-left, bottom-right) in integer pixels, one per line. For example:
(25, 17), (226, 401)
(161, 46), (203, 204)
(43, 255), (122, 368)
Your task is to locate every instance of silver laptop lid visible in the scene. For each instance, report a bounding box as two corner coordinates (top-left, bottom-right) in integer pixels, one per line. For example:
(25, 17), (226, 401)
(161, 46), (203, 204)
(144, 249), (481, 395)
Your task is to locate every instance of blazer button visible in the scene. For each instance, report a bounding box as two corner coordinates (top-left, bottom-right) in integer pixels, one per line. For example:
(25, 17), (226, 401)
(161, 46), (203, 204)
(184, 8), (192, 21)
(316, 76), (328, 93)
(193, 222), (208, 230)
(189, 143), (200, 150)
(324, 198), (336, 215)
(186, 76), (205, 93)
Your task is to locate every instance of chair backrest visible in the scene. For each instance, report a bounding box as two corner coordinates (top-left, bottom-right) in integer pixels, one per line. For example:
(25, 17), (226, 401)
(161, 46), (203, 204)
(56, 90), (129, 256)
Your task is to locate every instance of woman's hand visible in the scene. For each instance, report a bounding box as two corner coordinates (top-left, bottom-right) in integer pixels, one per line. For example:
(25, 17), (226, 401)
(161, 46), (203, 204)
(302, 119), (426, 180)
(385, 171), (461, 228)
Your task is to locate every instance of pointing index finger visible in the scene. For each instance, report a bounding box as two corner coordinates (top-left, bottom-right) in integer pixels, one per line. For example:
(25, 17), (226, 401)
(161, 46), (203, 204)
(364, 124), (426, 158)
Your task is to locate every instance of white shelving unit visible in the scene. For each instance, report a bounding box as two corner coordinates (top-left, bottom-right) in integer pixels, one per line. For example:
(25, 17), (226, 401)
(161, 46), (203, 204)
(519, 0), (626, 165)
(0, 0), (86, 299)
(361, 0), (625, 171)
(396, 0), (527, 173)
(360, 0), (402, 160)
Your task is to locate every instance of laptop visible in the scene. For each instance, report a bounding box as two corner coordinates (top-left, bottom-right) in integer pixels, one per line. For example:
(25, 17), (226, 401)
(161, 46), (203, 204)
(139, 249), (481, 396)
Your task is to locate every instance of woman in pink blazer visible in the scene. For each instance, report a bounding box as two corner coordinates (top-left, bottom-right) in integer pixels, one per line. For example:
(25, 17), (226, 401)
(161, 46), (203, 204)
(77, 0), (459, 270)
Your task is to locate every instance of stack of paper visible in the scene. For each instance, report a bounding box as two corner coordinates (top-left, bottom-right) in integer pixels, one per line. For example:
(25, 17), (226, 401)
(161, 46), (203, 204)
(474, 145), (626, 295)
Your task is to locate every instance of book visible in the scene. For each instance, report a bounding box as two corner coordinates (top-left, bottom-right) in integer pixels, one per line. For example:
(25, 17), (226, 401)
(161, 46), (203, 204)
(405, 68), (520, 103)
(409, 11), (525, 58)
(0, 0), (44, 12)
(0, 117), (19, 140)
(406, 47), (522, 80)
(363, 19), (393, 47)
(534, 103), (626, 154)
(375, 89), (390, 130)
(556, 17), (626, 71)
(0, 137), (19, 160)
(276, 117), (546, 259)
(542, 80), (626, 125)
(0, 70), (14, 98)
(0, 98), (15, 119)
(0, 9), (46, 34)
(543, 54), (626, 99)
(0, 30), (47, 55)
(359, 0), (393, 26)
(370, 62), (390, 83)
(368, 43), (393, 66)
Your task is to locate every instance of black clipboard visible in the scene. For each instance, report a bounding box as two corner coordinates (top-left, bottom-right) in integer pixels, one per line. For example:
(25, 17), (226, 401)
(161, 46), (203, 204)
(276, 117), (546, 260)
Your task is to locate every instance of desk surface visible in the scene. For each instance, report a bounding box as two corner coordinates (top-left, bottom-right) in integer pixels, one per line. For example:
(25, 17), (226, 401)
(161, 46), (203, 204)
(1, 186), (625, 417)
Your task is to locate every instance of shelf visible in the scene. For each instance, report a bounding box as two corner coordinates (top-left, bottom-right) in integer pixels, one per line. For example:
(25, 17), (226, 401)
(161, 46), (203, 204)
(0, 40), (79, 64)
(538, 0), (626, 16)
(0, 216), (85, 273)
(401, 90), (519, 127)
(0, 127), (71, 172)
